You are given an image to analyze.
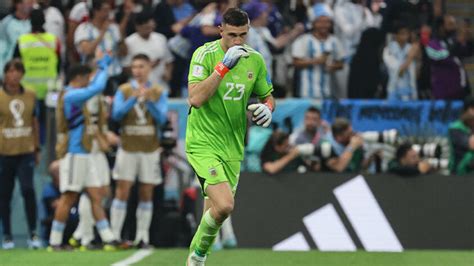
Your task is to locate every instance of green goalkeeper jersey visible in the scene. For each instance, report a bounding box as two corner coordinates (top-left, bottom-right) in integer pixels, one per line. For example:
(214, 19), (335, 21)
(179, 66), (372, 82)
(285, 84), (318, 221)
(186, 40), (273, 161)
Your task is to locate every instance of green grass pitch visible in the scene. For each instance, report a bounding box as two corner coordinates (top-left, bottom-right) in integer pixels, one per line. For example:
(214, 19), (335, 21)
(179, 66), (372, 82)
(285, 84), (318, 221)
(0, 249), (472, 265)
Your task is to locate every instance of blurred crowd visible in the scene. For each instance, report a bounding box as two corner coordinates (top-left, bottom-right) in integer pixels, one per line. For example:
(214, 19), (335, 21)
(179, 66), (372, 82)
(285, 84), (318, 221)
(0, 0), (473, 100)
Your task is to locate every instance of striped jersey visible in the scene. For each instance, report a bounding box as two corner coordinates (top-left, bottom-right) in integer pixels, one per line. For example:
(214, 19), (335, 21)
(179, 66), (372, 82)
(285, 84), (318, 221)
(292, 33), (345, 98)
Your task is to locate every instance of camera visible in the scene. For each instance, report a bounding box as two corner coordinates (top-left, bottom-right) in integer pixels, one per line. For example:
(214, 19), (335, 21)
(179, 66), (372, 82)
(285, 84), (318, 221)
(161, 121), (177, 152)
(361, 129), (398, 145)
(426, 158), (449, 169)
(313, 142), (333, 159)
(412, 143), (442, 158)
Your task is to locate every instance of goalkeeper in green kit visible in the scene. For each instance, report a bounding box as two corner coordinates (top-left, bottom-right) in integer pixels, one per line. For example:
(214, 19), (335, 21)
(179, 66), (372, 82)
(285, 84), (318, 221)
(185, 7), (275, 266)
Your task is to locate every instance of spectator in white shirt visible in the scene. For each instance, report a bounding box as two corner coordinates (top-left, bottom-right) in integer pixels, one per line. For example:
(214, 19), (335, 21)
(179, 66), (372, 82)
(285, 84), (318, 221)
(383, 23), (420, 100)
(292, 3), (345, 99)
(123, 11), (174, 91)
(74, 0), (127, 94)
(244, 1), (303, 79)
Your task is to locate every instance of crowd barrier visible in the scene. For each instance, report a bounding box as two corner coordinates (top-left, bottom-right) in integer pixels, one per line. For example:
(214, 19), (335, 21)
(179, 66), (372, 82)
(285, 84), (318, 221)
(168, 99), (464, 140)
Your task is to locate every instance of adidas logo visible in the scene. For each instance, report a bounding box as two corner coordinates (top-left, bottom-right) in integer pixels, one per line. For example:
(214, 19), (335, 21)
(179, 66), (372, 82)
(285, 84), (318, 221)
(273, 175), (404, 252)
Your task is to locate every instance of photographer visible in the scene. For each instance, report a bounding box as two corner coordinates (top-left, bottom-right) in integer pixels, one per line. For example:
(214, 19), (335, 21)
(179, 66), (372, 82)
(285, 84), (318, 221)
(324, 118), (375, 173)
(448, 97), (474, 175)
(261, 131), (319, 175)
(388, 143), (432, 176)
(289, 106), (330, 146)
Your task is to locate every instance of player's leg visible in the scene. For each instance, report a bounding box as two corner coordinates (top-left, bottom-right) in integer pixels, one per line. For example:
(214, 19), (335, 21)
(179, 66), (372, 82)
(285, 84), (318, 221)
(186, 156), (239, 265)
(0, 156), (16, 249)
(71, 194), (94, 248)
(73, 152), (112, 248)
(134, 183), (154, 247)
(191, 198), (213, 252)
(85, 187), (115, 245)
(111, 180), (133, 241)
(221, 216), (237, 248)
(17, 154), (40, 248)
(49, 191), (79, 247)
(134, 150), (161, 247)
(111, 148), (137, 242)
(192, 182), (234, 256)
(49, 154), (84, 249)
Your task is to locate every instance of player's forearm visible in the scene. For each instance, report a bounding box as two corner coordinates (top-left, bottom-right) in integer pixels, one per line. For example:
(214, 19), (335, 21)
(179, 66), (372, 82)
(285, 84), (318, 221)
(188, 72), (222, 108)
(330, 150), (353, 173)
(293, 58), (321, 68)
(259, 95), (275, 111)
(112, 96), (137, 121)
(64, 69), (108, 105)
(146, 93), (168, 126)
(263, 152), (298, 174)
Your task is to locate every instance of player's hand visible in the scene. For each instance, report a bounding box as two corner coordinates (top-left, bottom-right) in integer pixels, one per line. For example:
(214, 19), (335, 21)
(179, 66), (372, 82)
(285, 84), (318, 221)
(349, 135), (364, 149)
(96, 53), (112, 70)
(418, 161), (431, 174)
(222, 45), (249, 69)
(132, 88), (141, 98)
(247, 103), (272, 128)
(296, 143), (315, 156)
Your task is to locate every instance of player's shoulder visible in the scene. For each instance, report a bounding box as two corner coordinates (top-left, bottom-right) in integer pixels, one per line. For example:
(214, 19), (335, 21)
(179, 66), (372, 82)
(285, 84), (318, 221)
(0, 14), (13, 26)
(20, 88), (38, 101)
(192, 40), (220, 63)
(75, 21), (90, 32)
(294, 33), (312, 44)
(243, 44), (265, 62)
(118, 82), (133, 93)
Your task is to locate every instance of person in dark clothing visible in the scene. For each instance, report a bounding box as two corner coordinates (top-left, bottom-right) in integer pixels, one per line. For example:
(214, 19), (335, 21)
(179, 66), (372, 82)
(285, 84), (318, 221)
(448, 96), (474, 175)
(348, 28), (386, 99)
(388, 143), (432, 177)
(260, 131), (308, 174)
(154, 0), (194, 39)
(426, 15), (474, 99)
(115, 0), (153, 37)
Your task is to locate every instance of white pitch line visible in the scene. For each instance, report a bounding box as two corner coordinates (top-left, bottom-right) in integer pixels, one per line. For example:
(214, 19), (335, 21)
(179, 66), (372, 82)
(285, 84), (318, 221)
(111, 249), (154, 266)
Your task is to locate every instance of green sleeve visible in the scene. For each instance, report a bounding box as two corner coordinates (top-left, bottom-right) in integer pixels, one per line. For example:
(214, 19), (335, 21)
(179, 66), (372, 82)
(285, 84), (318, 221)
(188, 46), (212, 85)
(252, 54), (273, 99)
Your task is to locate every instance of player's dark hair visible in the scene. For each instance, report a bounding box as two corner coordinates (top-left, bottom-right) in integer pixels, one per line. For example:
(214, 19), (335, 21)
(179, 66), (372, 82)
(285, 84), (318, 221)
(134, 10), (154, 26)
(89, 0), (108, 19)
(306, 106), (321, 116)
(31, 8), (46, 32)
(222, 7), (249, 27)
(396, 143), (413, 162)
(91, 0), (106, 11)
(271, 130), (289, 146)
(67, 64), (92, 83)
(3, 58), (25, 74)
(331, 118), (350, 137)
(393, 21), (410, 34)
(132, 53), (151, 62)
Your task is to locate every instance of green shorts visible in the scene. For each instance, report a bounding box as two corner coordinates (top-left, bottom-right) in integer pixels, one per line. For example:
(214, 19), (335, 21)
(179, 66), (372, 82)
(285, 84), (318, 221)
(187, 153), (241, 197)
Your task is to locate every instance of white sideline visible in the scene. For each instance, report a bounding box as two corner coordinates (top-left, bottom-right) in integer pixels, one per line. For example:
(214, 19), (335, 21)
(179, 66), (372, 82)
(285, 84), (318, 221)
(111, 249), (154, 266)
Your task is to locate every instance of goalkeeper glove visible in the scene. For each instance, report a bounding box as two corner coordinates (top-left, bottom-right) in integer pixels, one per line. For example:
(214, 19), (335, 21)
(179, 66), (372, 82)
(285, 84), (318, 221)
(215, 45), (249, 77)
(248, 103), (272, 128)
